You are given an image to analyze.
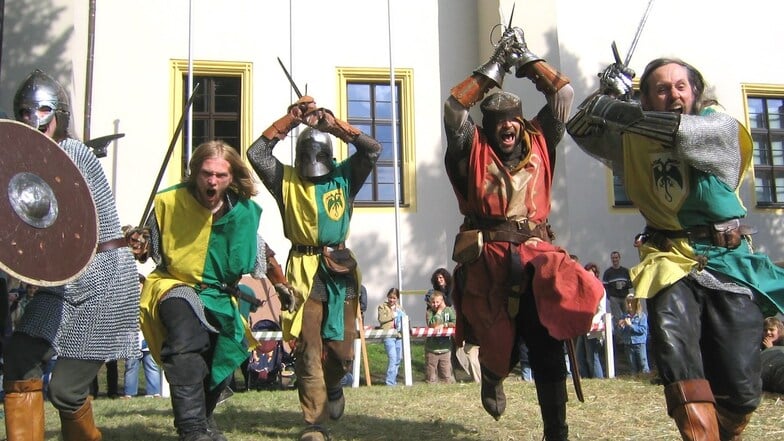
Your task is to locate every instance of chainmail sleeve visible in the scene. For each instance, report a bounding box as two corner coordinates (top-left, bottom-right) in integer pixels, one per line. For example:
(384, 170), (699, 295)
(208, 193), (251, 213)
(145, 210), (164, 268)
(348, 133), (382, 198)
(247, 135), (285, 206)
(444, 97), (476, 200)
(251, 235), (268, 279)
(676, 112), (743, 189)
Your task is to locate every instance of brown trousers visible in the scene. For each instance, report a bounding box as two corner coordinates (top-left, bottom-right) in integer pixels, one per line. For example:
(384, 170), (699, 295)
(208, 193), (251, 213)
(425, 351), (454, 384)
(294, 297), (356, 424)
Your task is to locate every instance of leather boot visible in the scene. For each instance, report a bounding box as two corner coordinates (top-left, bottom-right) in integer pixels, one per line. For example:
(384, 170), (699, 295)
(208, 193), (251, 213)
(170, 383), (210, 440)
(716, 405), (753, 441)
(3, 378), (45, 441)
(327, 386), (345, 420)
(536, 380), (569, 441)
(480, 367), (506, 420)
(664, 379), (720, 441)
(60, 396), (102, 441)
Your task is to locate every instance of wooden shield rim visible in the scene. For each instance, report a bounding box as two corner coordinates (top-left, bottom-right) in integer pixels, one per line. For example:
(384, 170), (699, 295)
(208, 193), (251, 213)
(0, 120), (98, 286)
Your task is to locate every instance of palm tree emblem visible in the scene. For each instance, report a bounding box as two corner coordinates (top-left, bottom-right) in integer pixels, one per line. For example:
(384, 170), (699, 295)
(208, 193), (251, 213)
(322, 189), (345, 221)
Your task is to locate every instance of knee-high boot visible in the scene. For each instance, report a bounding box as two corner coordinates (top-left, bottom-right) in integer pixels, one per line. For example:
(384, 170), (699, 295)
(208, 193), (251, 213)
(536, 380), (569, 441)
(170, 383), (211, 441)
(664, 379), (720, 441)
(480, 366), (506, 420)
(715, 405), (753, 441)
(3, 378), (45, 441)
(60, 396), (102, 441)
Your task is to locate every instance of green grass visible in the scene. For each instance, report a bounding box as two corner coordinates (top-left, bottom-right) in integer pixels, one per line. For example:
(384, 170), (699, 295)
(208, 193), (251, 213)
(4, 341), (783, 440)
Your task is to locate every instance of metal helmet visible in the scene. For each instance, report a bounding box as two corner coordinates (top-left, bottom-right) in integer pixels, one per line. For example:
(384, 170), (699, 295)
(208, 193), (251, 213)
(295, 128), (335, 179)
(480, 91), (524, 130)
(13, 69), (71, 136)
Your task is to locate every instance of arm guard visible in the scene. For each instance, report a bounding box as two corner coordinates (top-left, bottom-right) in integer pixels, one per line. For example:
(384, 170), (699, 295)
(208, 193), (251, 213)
(567, 94), (680, 146)
(517, 60), (571, 95)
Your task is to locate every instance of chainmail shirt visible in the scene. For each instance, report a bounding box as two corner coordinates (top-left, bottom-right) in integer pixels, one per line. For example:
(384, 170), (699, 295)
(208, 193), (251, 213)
(16, 138), (141, 360)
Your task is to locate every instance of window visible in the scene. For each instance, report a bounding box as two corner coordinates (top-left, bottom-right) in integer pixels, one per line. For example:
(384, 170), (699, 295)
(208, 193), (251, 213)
(610, 87), (640, 208)
(187, 76), (241, 152)
(743, 87), (784, 207)
(337, 68), (415, 209)
(170, 60), (252, 180)
(612, 173), (633, 207)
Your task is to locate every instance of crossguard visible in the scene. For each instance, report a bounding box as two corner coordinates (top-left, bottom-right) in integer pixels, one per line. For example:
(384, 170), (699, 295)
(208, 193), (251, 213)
(490, 24), (525, 49)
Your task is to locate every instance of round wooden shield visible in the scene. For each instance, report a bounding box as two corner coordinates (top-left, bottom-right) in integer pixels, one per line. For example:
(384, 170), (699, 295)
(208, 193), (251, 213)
(0, 120), (97, 286)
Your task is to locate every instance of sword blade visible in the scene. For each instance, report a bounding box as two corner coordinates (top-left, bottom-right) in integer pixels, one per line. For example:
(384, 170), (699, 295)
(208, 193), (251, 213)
(138, 83), (201, 227)
(624, 0), (655, 67)
(277, 57), (303, 99)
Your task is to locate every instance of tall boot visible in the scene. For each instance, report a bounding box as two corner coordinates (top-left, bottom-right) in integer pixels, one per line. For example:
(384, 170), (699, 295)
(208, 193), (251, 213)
(480, 366), (506, 420)
(60, 396), (102, 441)
(715, 405), (753, 441)
(536, 380), (569, 441)
(664, 379), (720, 441)
(3, 378), (45, 441)
(170, 383), (211, 441)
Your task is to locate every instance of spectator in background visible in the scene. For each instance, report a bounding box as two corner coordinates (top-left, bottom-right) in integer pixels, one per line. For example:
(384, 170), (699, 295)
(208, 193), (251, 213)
(123, 330), (162, 398)
(617, 295), (650, 375)
(424, 268), (452, 315)
(761, 316), (784, 349)
(517, 338), (533, 382)
(425, 291), (455, 384)
(760, 316), (784, 394)
(577, 263), (606, 379)
(89, 361), (119, 399)
(377, 288), (405, 386)
(603, 251), (632, 323)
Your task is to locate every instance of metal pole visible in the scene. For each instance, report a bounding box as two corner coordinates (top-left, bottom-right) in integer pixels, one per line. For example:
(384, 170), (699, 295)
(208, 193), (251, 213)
(83, 0), (96, 140)
(387, 0), (403, 290)
(186, 0), (194, 167)
(0, 0), (5, 88)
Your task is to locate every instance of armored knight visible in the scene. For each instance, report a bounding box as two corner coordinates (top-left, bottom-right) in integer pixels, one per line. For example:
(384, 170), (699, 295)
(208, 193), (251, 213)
(567, 58), (784, 440)
(444, 25), (603, 441)
(3, 69), (140, 441)
(247, 97), (381, 441)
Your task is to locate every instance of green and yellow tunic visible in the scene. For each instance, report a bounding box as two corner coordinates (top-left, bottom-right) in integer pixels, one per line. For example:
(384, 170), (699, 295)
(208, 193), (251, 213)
(140, 184), (261, 388)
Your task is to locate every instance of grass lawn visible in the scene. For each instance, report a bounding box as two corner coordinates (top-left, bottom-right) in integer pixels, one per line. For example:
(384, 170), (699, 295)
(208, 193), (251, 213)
(4, 341), (783, 440)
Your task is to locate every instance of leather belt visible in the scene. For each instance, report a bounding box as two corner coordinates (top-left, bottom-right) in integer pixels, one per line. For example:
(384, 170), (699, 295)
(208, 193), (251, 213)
(642, 219), (753, 250)
(291, 244), (322, 255)
(96, 237), (127, 253)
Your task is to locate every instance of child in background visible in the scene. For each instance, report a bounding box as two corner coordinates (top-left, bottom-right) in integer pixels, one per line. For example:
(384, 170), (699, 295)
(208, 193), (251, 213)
(425, 291), (455, 384)
(761, 316), (784, 349)
(377, 288), (405, 386)
(617, 294), (650, 374)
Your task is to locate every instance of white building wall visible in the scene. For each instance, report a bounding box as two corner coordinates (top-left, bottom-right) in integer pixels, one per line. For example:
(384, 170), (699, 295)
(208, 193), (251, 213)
(2, 0), (782, 324)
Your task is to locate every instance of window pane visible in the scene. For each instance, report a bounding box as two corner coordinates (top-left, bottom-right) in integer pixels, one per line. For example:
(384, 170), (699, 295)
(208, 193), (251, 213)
(214, 95), (239, 113)
(348, 84), (370, 101)
(756, 171), (773, 203)
(355, 184), (373, 201)
(753, 133), (769, 165)
(777, 175), (784, 202)
(348, 101), (371, 119)
(613, 172), (630, 205)
(374, 84), (392, 102)
(748, 98), (764, 129)
(377, 165), (396, 184)
(378, 183), (396, 201)
(215, 120), (239, 139)
(772, 133), (784, 166)
(767, 99), (784, 129)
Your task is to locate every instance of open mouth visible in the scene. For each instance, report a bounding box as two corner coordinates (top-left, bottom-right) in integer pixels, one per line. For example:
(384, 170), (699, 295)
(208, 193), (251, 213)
(500, 130), (516, 145)
(206, 189), (217, 197)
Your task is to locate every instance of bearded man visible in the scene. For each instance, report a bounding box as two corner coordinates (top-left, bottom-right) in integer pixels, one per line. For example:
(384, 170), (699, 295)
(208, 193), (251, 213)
(567, 58), (784, 441)
(444, 27), (604, 441)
